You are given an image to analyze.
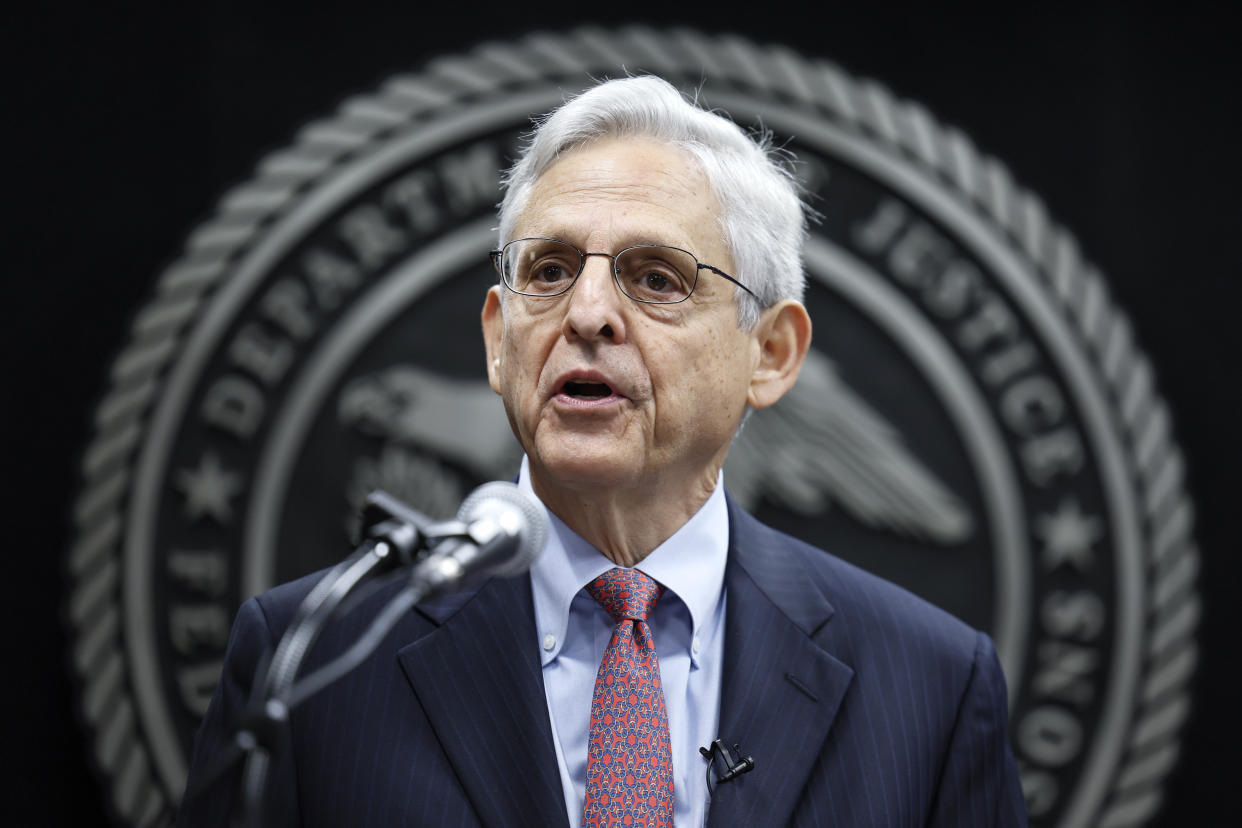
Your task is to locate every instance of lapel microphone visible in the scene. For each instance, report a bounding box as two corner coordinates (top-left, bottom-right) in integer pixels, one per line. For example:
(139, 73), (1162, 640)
(699, 739), (755, 790)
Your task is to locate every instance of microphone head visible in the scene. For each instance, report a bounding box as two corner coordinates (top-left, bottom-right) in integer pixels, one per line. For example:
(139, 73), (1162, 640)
(456, 481), (548, 577)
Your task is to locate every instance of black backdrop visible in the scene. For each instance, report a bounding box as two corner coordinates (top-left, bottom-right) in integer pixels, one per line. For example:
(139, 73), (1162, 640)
(10, 4), (1239, 825)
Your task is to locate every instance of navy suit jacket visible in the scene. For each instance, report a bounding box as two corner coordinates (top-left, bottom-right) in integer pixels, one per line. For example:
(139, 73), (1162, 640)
(179, 497), (1028, 826)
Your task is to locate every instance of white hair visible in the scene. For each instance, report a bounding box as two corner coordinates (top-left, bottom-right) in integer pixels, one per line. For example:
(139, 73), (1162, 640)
(498, 76), (807, 329)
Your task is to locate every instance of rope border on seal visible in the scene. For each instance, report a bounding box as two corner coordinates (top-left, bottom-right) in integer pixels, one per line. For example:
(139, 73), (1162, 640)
(67, 25), (1197, 828)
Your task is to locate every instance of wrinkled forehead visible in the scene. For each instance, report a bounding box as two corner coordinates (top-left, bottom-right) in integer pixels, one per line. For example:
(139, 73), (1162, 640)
(504, 136), (712, 235)
(515, 138), (725, 253)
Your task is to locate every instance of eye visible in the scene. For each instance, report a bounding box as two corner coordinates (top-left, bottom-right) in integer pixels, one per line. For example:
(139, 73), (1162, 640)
(639, 270), (675, 293)
(533, 262), (571, 283)
(509, 239), (581, 293)
(618, 247), (694, 302)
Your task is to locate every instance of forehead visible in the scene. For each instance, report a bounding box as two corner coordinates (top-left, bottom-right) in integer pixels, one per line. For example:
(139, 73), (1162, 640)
(515, 137), (725, 254)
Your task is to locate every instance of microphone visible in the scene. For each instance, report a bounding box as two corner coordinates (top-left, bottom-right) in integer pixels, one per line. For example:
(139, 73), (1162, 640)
(699, 739), (755, 789)
(408, 481), (548, 598)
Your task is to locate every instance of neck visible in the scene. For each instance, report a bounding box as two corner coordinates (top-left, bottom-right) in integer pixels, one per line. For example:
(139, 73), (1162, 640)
(529, 465), (722, 567)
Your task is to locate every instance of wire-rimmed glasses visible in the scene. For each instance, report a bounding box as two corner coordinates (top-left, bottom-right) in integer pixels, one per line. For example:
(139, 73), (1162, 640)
(490, 237), (756, 305)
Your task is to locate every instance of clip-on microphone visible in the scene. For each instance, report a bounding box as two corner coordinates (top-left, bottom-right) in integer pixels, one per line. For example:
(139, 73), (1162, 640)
(699, 738), (755, 791)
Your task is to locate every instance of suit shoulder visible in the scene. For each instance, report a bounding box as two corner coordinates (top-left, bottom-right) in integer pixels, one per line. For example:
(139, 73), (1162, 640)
(243, 560), (481, 646)
(730, 499), (982, 668)
(246, 567), (335, 637)
(245, 564), (422, 642)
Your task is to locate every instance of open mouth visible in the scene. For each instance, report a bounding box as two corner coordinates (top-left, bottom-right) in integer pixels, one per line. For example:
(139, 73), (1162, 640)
(562, 380), (613, 400)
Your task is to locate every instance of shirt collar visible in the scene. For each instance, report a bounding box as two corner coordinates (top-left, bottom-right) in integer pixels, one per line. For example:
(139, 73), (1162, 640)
(524, 456), (729, 668)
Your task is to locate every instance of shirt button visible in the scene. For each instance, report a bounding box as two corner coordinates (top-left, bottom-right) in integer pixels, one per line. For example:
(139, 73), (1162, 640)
(542, 633), (556, 651)
(692, 636), (701, 655)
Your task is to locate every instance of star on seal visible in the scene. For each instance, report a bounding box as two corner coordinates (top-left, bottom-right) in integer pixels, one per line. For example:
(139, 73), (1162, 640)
(175, 451), (243, 524)
(1035, 497), (1104, 571)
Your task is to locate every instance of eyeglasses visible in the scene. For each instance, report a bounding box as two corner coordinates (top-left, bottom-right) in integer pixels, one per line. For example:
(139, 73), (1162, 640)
(490, 237), (757, 305)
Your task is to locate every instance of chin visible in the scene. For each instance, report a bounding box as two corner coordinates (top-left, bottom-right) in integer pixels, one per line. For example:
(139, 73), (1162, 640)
(530, 440), (640, 491)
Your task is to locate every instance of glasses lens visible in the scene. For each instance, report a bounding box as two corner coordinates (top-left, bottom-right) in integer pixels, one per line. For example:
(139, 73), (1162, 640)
(615, 245), (697, 304)
(502, 239), (581, 295)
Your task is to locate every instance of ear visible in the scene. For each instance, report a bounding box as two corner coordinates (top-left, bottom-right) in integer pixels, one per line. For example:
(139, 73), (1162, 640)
(747, 299), (813, 410)
(481, 286), (505, 395)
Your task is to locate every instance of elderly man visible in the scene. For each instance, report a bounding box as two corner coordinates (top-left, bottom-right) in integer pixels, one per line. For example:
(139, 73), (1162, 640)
(180, 76), (1027, 827)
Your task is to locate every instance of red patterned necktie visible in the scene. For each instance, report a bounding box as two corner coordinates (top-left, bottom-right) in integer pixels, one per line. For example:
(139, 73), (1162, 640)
(582, 567), (675, 828)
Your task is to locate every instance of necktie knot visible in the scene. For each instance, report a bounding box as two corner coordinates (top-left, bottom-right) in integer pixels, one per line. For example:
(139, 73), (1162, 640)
(586, 567), (663, 624)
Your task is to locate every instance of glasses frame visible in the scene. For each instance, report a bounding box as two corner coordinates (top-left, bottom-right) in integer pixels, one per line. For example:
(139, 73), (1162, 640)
(489, 237), (758, 305)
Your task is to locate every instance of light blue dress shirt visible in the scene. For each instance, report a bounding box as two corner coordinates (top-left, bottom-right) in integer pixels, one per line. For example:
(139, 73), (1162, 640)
(520, 457), (729, 828)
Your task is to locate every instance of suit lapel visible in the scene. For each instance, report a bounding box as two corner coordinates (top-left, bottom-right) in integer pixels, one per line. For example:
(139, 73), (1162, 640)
(397, 574), (569, 828)
(707, 500), (855, 828)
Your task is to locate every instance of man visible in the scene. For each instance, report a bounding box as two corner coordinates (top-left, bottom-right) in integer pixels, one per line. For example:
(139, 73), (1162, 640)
(180, 76), (1027, 826)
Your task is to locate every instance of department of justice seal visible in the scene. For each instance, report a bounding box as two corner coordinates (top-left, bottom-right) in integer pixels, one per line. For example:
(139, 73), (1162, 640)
(67, 27), (1198, 827)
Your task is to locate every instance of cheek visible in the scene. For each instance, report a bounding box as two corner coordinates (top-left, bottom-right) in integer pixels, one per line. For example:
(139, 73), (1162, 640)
(657, 338), (739, 419)
(501, 325), (548, 407)
(692, 329), (743, 380)
(695, 332), (755, 409)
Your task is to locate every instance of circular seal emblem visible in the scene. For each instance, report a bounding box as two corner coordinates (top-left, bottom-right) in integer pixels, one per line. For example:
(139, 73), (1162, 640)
(68, 27), (1198, 828)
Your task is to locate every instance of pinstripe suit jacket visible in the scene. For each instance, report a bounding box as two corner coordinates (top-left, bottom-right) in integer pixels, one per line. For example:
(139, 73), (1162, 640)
(179, 496), (1027, 826)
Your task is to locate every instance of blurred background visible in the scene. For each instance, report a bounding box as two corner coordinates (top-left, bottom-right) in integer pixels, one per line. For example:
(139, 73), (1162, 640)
(9, 3), (1239, 825)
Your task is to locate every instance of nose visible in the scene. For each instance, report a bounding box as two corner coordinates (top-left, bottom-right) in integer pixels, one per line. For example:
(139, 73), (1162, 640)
(562, 254), (626, 344)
